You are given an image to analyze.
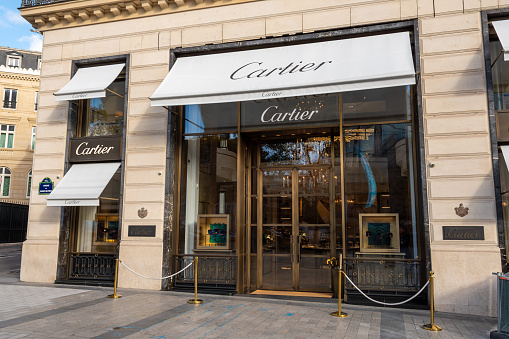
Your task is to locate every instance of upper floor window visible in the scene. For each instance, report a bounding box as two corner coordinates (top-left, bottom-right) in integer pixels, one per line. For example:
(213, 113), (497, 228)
(34, 91), (38, 111)
(0, 125), (15, 148)
(27, 169), (32, 197)
(0, 167), (11, 197)
(78, 71), (125, 137)
(3, 89), (17, 109)
(31, 126), (36, 150)
(7, 55), (21, 68)
(37, 58), (41, 70)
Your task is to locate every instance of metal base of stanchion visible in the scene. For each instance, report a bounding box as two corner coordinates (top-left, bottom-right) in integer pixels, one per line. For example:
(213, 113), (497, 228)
(423, 323), (442, 331)
(331, 311), (348, 318)
(107, 294), (122, 299)
(188, 299), (203, 304)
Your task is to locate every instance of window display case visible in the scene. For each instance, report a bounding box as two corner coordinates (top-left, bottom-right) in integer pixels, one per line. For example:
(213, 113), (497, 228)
(358, 213), (400, 253)
(196, 214), (230, 251)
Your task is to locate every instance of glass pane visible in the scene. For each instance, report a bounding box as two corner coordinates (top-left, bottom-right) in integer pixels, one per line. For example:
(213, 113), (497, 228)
(262, 255), (292, 288)
(298, 169), (330, 224)
(344, 123), (417, 259)
(261, 137), (331, 166)
(7, 134), (13, 148)
(498, 112), (509, 141)
(263, 226), (291, 254)
(178, 134), (238, 254)
(241, 94), (339, 132)
(2, 176), (10, 196)
(0, 133), (5, 148)
(262, 169), (291, 195)
(27, 176), (31, 197)
(250, 197), (257, 224)
(11, 90), (17, 108)
(491, 40), (509, 110)
(184, 103), (238, 134)
(342, 86), (411, 124)
(251, 226), (257, 254)
(263, 197), (292, 224)
(83, 80), (124, 136)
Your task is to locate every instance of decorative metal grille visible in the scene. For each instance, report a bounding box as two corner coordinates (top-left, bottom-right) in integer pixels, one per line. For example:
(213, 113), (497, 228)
(343, 258), (421, 291)
(69, 253), (116, 280)
(175, 254), (237, 284)
(20, 0), (75, 8)
(3, 101), (16, 109)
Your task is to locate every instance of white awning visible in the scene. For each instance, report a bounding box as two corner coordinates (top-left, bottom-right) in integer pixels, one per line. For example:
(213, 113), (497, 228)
(501, 146), (509, 169)
(46, 162), (120, 206)
(54, 63), (125, 101)
(493, 20), (509, 61)
(150, 32), (416, 106)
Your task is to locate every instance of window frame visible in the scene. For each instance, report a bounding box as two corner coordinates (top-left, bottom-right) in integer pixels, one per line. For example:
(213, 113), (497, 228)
(26, 169), (32, 198)
(0, 124), (15, 149)
(3, 88), (18, 109)
(31, 126), (36, 150)
(34, 91), (38, 111)
(0, 167), (12, 198)
(6, 55), (21, 68)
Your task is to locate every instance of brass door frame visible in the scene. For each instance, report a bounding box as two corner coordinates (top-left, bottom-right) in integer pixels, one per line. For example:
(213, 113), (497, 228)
(253, 144), (335, 291)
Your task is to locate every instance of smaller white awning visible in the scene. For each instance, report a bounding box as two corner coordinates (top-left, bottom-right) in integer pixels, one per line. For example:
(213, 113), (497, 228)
(493, 20), (509, 61)
(501, 145), (509, 168)
(54, 63), (125, 101)
(46, 162), (120, 206)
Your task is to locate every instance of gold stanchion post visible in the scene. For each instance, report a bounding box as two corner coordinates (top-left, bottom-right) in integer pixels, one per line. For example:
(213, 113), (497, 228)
(331, 270), (348, 318)
(188, 257), (203, 304)
(423, 271), (441, 331)
(107, 258), (122, 299)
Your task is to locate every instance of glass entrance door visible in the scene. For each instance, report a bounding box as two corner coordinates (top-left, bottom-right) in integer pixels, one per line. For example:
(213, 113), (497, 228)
(256, 136), (334, 292)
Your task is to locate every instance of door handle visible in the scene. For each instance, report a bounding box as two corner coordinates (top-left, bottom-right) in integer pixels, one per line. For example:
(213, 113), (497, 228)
(297, 235), (301, 263)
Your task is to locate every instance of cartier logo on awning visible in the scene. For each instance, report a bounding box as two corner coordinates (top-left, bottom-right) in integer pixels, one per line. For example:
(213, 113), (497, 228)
(69, 135), (122, 163)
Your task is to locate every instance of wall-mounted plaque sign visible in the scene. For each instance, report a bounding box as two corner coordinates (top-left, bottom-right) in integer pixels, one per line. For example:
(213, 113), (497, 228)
(443, 226), (484, 240)
(128, 225), (156, 237)
(69, 135), (122, 163)
(38, 177), (54, 195)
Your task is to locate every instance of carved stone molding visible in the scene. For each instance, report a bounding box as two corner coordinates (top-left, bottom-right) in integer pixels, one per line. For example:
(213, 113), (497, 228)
(20, 0), (260, 31)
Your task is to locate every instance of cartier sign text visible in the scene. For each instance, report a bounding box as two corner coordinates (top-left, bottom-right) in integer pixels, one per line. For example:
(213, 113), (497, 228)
(69, 136), (122, 163)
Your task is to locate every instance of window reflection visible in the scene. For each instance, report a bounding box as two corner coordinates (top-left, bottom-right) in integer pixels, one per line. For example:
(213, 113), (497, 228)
(81, 80), (124, 137)
(343, 123), (417, 259)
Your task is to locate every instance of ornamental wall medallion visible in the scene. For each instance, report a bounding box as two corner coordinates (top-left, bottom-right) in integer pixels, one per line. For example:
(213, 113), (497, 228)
(454, 203), (469, 217)
(138, 207), (148, 219)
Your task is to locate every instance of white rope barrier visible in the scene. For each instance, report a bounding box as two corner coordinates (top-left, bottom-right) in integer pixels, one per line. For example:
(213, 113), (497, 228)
(342, 272), (430, 306)
(120, 260), (194, 280)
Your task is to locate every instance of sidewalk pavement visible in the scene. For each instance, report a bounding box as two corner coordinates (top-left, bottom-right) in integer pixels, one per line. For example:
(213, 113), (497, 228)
(0, 267), (498, 339)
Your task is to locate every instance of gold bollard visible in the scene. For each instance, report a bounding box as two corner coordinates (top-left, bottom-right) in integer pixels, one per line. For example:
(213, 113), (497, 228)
(107, 258), (122, 299)
(423, 271), (441, 331)
(331, 270), (347, 318)
(188, 257), (203, 304)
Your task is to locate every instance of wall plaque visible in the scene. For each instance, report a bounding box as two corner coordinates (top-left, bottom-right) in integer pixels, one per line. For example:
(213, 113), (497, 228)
(443, 226), (484, 240)
(128, 225), (156, 237)
(38, 177), (54, 195)
(69, 135), (122, 163)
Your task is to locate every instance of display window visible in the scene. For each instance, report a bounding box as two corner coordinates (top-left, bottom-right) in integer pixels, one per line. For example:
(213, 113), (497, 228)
(176, 85), (421, 293)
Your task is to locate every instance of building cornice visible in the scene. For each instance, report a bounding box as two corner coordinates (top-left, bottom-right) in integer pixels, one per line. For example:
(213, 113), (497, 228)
(20, 0), (262, 32)
(0, 72), (40, 82)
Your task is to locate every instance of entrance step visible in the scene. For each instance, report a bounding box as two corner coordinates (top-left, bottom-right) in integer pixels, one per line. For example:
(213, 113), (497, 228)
(250, 290), (333, 298)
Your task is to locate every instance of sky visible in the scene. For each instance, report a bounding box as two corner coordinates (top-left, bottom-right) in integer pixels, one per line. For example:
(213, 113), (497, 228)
(0, 0), (43, 52)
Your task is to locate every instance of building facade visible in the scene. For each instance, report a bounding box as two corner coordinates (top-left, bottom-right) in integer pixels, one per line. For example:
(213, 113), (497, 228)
(18, 0), (509, 317)
(0, 47), (40, 206)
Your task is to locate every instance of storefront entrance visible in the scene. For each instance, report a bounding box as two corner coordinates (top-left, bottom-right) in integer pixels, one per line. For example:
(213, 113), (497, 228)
(249, 134), (336, 292)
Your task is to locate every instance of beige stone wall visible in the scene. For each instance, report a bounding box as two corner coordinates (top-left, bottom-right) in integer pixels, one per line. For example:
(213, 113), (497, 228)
(0, 68), (38, 204)
(21, 0), (509, 316)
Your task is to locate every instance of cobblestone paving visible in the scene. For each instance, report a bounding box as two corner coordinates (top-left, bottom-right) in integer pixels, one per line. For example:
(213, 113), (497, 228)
(0, 281), (498, 339)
